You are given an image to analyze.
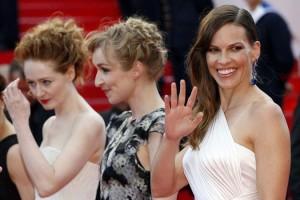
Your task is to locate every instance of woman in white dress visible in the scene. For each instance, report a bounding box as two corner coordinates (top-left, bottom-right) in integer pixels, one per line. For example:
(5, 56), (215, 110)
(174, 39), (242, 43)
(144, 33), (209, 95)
(151, 5), (290, 200)
(3, 18), (106, 200)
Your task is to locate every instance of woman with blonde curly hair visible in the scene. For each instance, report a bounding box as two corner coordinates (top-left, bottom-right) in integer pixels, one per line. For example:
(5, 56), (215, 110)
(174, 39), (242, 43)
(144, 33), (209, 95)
(3, 17), (106, 199)
(86, 17), (176, 199)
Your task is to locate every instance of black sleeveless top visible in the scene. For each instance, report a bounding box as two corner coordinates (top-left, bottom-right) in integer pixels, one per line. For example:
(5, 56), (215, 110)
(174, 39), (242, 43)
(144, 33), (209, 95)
(0, 134), (21, 200)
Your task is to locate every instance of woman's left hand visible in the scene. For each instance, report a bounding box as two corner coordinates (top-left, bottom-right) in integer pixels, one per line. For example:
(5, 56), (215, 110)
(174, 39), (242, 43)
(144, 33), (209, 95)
(164, 80), (203, 141)
(3, 79), (31, 124)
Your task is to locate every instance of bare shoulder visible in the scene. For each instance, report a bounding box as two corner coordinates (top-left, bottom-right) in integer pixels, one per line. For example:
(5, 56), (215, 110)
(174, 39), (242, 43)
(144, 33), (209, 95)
(251, 100), (286, 127)
(250, 98), (289, 141)
(7, 144), (24, 179)
(7, 143), (20, 163)
(74, 110), (106, 137)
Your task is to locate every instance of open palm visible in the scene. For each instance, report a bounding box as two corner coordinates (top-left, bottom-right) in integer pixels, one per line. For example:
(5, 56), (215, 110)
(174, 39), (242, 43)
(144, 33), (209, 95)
(164, 80), (203, 141)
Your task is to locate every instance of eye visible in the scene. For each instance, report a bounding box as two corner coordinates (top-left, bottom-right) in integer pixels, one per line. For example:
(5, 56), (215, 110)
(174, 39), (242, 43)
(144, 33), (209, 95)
(207, 47), (219, 53)
(95, 63), (110, 74)
(231, 45), (244, 52)
(27, 81), (36, 88)
(42, 80), (52, 86)
(101, 67), (110, 74)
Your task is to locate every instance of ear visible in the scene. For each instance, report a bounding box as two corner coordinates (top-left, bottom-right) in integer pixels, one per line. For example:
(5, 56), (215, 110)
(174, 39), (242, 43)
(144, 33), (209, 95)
(66, 65), (76, 81)
(131, 61), (144, 79)
(251, 41), (261, 62)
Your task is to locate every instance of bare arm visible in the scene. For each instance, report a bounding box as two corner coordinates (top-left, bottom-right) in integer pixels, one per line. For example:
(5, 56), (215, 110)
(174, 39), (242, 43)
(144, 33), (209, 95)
(7, 144), (34, 200)
(151, 81), (202, 197)
(16, 114), (104, 197)
(254, 103), (290, 200)
(147, 132), (177, 200)
(3, 79), (106, 197)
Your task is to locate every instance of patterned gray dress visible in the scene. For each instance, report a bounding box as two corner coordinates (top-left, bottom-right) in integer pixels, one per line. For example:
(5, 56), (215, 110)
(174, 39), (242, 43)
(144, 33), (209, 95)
(99, 108), (165, 200)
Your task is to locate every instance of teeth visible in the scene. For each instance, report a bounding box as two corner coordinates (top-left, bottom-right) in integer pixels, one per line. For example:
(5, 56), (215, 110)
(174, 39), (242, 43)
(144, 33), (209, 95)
(217, 68), (235, 75)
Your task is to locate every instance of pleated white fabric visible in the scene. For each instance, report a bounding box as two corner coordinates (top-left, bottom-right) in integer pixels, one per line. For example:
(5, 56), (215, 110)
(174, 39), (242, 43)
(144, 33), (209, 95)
(183, 109), (259, 200)
(35, 146), (100, 200)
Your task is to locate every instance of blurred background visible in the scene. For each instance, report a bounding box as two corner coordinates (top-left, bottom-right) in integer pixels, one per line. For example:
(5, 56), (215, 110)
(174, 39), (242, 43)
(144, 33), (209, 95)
(0, 1), (300, 199)
(0, 0), (299, 130)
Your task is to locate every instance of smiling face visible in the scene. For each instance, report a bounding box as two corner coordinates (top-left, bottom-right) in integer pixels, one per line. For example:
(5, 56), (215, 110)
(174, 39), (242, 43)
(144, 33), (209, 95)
(92, 47), (136, 105)
(206, 23), (260, 90)
(24, 59), (73, 110)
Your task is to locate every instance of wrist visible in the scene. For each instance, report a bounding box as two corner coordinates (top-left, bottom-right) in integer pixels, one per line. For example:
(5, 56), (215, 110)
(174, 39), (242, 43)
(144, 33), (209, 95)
(13, 120), (30, 132)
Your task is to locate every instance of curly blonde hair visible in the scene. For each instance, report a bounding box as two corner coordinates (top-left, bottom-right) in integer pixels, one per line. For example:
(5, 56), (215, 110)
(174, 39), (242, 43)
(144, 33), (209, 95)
(15, 17), (88, 83)
(86, 17), (167, 80)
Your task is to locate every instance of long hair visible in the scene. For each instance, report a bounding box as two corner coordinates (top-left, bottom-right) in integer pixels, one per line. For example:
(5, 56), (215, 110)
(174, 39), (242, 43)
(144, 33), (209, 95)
(187, 5), (258, 149)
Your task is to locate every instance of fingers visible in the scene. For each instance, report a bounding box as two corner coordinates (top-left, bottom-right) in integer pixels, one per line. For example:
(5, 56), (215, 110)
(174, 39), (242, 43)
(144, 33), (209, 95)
(186, 86), (198, 108)
(170, 82), (177, 108)
(3, 78), (25, 105)
(3, 78), (20, 97)
(178, 80), (186, 106)
(164, 95), (170, 114)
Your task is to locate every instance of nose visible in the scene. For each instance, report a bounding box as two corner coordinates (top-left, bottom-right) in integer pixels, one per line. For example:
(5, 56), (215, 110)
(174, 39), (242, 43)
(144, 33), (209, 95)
(33, 84), (45, 98)
(94, 70), (104, 87)
(217, 51), (231, 65)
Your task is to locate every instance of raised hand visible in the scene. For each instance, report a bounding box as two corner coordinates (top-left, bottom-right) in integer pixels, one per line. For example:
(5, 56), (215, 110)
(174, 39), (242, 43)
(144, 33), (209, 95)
(3, 79), (31, 125)
(164, 80), (203, 141)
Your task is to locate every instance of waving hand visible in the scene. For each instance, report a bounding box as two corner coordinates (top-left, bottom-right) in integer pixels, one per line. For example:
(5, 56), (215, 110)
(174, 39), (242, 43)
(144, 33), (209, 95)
(164, 80), (203, 141)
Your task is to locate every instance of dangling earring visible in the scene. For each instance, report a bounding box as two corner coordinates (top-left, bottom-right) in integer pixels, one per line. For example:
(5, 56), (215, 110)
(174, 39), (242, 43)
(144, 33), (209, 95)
(250, 59), (257, 85)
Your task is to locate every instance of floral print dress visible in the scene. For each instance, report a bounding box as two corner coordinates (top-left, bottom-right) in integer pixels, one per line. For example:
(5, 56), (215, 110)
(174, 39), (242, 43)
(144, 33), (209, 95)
(99, 108), (165, 200)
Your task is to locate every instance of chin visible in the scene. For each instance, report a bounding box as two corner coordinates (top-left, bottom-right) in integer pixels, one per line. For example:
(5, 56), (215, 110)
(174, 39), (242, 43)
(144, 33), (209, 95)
(107, 98), (122, 106)
(216, 79), (238, 88)
(108, 100), (118, 105)
(40, 103), (54, 110)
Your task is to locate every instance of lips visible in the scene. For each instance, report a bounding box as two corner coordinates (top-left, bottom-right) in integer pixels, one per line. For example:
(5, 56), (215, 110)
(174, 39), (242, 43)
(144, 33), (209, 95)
(217, 68), (236, 76)
(40, 99), (50, 104)
(102, 88), (110, 96)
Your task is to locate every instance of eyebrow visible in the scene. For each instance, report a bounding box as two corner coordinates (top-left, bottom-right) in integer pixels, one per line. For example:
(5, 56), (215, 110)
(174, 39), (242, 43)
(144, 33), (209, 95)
(26, 77), (53, 81)
(95, 63), (110, 68)
(210, 42), (245, 47)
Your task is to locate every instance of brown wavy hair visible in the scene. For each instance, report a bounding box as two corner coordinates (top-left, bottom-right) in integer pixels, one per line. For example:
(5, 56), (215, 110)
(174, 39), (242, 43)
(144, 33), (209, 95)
(86, 17), (167, 80)
(14, 17), (88, 83)
(187, 5), (258, 149)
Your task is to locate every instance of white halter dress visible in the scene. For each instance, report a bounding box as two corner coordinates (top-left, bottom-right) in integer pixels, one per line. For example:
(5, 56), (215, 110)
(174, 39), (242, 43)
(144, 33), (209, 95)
(35, 146), (100, 200)
(183, 109), (259, 200)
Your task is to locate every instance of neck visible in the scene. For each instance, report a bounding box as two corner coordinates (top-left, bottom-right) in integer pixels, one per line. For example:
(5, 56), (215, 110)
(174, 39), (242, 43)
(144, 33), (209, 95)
(220, 83), (257, 113)
(128, 80), (164, 120)
(54, 85), (85, 118)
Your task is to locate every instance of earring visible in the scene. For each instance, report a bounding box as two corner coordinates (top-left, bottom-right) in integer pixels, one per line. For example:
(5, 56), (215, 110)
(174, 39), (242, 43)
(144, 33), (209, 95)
(250, 59), (257, 85)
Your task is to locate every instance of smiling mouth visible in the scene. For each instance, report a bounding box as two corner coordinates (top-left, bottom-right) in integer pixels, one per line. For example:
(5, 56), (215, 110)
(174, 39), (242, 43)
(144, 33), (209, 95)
(217, 68), (236, 76)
